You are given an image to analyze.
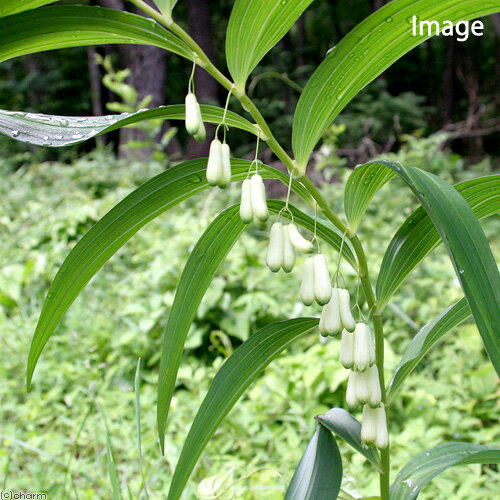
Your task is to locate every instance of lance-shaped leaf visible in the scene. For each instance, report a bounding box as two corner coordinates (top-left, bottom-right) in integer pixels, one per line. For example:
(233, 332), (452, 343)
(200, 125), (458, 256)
(0, 105), (258, 147)
(315, 407), (382, 471)
(0, 0), (57, 17)
(377, 174), (500, 309)
(387, 298), (471, 404)
(158, 201), (356, 450)
(226, 0), (315, 89)
(346, 160), (500, 373)
(284, 423), (342, 500)
(166, 318), (319, 500)
(390, 443), (500, 500)
(0, 6), (194, 64)
(27, 159), (311, 389)
(292, 1), (500, 169)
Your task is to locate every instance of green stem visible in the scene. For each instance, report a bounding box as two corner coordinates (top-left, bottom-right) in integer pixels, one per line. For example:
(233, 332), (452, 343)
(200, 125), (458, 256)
(129, 3), (390, 496)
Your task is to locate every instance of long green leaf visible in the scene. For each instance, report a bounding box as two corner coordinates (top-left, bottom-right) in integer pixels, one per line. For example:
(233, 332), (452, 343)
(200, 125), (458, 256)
(157, 199), (356, 450)
(0, 105), (258, 147)
(157, 205), (246, 452)
(26, 159), (311, 388)
(166, 318), (319, 500)
(0, 6), (193, 64)
(0, 0), (57, 17)
(374, 161), (500, 374)
(316, 407), (382, 471)
(390, 443), (500, 500)
(226, 0), (315, 88)
(285, 423), (342, 500)
(377, 174), (500, 309)
(344, 162), (398, 233)
(292, 0), (500, 169)
(387, 298), (471, 404)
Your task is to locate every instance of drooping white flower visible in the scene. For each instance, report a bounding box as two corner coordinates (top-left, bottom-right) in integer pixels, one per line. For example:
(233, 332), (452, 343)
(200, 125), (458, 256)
(361, 404), (378, 445)
(250, 174), (269, 222)
(206, 139), (223, 186)
(375, 403), (389, 449)
(346, 365), (381, 407)
(300, 256), (315, 306)
(340, 328), (355, 368)
(282, 225), (296, 273)
(239, 179), (253, 223)
(266, 222), (284, 273)
(353, 322), (376, 372)
(319, 288), (342, 336)
(287, 223), (314, 253)
(313, 254), (332, 305)
(219, 142), (232, 188)
(338, 288), (356, 332)
(185, 92), (201, 135)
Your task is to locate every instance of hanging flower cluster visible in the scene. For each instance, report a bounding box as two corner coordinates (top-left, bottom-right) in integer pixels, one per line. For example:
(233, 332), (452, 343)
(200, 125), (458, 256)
(186, 72), (387, 450)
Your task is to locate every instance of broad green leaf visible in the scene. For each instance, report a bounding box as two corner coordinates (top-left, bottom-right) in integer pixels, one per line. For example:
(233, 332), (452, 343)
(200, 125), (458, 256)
(0, 0), (57, 17)
(226, 0), (315, 89)
(268, 200), (357, 269)
(344, 162), (397, 233)
(292, 1), (500, 169)
(390, 443), (500, 500)
(377, 174), (500, 309)
(387, 298), (470, 404)
(316, 407), (382, 471)
(157, 200), (357, 450)
(284, 423), (342, 500)
(0, 6), (194, 64)
(26, 159), (311, 388)
(0, 105), (258, 147)
(157, 205), (246, 452)
(166, 318), (319, 500)
(356, 161), (499, 375)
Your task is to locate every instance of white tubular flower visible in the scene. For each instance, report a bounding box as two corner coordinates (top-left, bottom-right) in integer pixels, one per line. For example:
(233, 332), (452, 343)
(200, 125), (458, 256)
(287, 223), (314, 253)
(353, 322), (376, 372)
(367, 365), (382, 407)
(361, 404), (378, 445)
(194, 120), (206, 143)
(313, 254), (332, 305)
(250, 174), (269, 222)
(338, 288), (356, 332)
(266, 222), (284, 273)
(239, 179), (253, 223)
(319, 288), (342, 336)
(346, 370), (359, 407)
(340, 328), (355, 369)
(219, 142), (232, 188)
(375, 404), (389, 449)
(185, 92), (200, 135)
(300, 257), (315, 306)
(282, 225), (296, 273)
(206, 139), (223, 186)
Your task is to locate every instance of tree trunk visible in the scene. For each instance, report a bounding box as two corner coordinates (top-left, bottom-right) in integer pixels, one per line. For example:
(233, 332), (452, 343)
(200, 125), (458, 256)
(185, 0), (219, 158)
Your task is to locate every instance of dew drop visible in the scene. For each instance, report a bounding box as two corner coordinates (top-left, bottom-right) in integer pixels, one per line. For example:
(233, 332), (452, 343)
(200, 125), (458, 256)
(385, 16), (393, 23)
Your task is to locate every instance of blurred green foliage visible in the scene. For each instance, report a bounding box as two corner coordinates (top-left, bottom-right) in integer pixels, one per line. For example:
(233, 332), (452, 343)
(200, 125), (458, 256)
(0, 135), (498, 498)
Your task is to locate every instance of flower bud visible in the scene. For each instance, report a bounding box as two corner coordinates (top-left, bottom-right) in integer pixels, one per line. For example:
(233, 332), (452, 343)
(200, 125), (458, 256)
(239, 179), (253, 223)
(219, 142), (232, 188)
(319, 288), (341, 336)
(300, 257), (315, 306)
(339, 288), (356, 332)
(367, 365), (382, 407)
(361, 404), (378, 445)
(313, 254), (332, 305)
(194, 117), (206, 143)
(206, 139), (223, 186)
(353, 322), (376, 372)
(185, 92), (200, 135)
(266, 222), (284, 273)
(346, 370), (359, 407)
(282, 225), (296, 273)
(340, 328), (355, 368)
(375, 404), (389, 449)
(287, 223), (314, 253)
(250, 174), (269, 222)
